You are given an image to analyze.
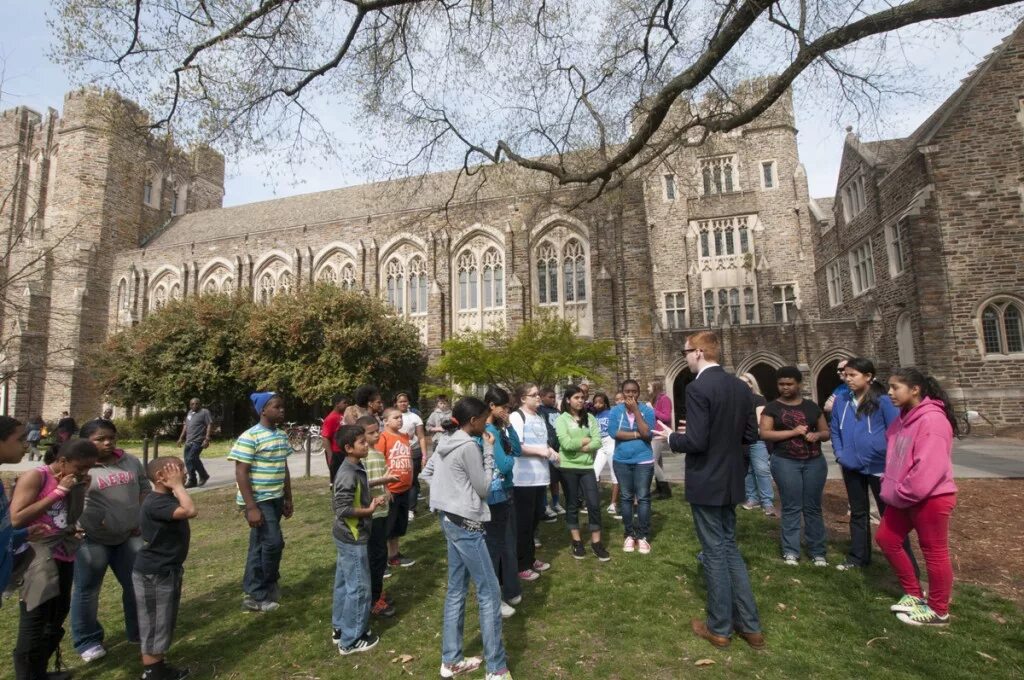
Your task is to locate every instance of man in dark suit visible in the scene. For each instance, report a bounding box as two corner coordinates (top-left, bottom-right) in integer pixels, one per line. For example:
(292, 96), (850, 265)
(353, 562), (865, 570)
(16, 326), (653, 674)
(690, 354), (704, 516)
(654, 331), (765, 650)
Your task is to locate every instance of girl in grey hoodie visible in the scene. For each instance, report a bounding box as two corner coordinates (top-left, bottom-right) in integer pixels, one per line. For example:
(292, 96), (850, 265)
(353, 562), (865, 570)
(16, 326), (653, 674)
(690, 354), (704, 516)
(425, 397), (513, 680)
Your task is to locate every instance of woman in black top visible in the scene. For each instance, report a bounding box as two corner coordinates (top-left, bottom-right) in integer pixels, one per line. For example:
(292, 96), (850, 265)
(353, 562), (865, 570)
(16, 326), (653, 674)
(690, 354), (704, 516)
(760, 366), (831, 566)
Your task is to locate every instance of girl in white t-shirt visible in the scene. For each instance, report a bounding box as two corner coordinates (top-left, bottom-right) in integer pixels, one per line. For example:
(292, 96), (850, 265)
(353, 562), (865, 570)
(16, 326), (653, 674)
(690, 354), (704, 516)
(508, 384), (559, 582)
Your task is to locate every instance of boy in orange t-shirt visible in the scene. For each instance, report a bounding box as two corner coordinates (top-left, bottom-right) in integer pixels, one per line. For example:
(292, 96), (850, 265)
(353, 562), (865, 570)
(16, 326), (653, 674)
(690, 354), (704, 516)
(377, 408), (415, 567)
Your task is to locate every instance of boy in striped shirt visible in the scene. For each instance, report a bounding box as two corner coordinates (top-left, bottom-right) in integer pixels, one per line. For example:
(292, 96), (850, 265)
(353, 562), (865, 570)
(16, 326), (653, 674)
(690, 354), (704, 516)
(229, 391), (293, 612)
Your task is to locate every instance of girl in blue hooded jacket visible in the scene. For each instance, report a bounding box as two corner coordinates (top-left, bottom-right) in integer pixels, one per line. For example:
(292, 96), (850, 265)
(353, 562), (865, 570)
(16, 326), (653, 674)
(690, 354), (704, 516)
(831, 357), (912, 572)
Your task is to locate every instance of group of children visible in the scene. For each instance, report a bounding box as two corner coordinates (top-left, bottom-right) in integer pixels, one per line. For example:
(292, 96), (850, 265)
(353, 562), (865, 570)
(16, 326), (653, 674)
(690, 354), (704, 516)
(0, 359), (962, 679)
(1, 416), (197, 680)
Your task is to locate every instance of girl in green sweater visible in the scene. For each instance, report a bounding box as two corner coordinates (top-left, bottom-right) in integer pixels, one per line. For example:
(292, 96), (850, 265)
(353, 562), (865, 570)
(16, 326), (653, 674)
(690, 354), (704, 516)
(555, 386), (610, 561)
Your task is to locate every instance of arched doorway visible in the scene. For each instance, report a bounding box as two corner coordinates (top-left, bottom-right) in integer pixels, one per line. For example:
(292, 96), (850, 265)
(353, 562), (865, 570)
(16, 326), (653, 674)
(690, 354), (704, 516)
(816, 359), (843, 410)
(671, 368), (695, 426)
(748, 363), (779, 402)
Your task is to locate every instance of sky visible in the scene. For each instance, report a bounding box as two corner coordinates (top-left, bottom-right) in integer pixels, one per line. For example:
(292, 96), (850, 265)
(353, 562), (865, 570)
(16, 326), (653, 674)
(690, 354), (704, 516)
(1, 4), (1018, 206)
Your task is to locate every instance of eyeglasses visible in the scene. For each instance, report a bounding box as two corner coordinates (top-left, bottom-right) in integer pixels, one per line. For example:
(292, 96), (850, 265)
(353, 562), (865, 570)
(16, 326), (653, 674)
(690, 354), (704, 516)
(526, 392), (539, 398)
(683, 348), (698, 355)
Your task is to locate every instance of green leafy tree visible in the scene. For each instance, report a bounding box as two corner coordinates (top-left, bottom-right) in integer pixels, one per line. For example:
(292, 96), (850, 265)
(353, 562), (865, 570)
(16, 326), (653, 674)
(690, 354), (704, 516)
(238, 284), (427, 403)
(429, 316), (616, 393)
(94, 284), (427, 413)
(93, 292), (252, 410)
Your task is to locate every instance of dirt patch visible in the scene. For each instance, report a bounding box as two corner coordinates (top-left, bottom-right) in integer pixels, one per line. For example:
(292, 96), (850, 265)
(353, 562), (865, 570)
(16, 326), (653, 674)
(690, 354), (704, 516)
(822, 478), (1024, 607)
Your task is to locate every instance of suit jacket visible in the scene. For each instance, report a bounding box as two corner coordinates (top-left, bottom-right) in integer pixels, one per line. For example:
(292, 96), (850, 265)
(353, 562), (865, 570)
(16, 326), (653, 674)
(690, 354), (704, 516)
(668, 365), (758, 506)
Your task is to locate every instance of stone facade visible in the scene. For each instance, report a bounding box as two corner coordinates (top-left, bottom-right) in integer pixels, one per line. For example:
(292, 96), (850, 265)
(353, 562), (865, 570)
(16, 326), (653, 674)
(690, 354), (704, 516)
(4, 31), (1022, 429)
(811, 23), (1024, 426)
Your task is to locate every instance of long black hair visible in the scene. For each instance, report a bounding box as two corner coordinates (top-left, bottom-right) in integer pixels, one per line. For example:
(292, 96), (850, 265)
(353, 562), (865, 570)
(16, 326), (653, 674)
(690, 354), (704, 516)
(560, 384), (589, 428)
(844, 357), (886, 418)
(592, 392), (610, 413)
(483, 386), (511, 425)
(441, 396), (490, 434)
(889, 367), (960, 437)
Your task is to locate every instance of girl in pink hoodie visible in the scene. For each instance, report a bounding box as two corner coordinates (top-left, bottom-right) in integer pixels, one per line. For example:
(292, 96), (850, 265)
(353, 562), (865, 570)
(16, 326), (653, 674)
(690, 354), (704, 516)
(876, 368), (959, 627)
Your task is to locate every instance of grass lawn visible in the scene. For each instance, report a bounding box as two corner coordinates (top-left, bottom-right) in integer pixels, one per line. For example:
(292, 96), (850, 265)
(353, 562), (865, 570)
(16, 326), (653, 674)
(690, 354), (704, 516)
(2, 479), (1021, 679)
(117, 439), (236, 459)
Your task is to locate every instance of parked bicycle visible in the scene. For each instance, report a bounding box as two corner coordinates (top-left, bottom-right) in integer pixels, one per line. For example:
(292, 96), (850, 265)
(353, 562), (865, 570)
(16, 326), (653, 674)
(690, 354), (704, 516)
(957, 409), (994, 438)
(284, 420), (325, 455)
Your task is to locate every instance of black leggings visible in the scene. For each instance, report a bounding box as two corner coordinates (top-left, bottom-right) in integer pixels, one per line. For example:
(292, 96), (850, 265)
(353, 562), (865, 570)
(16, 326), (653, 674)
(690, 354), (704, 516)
(560, 468), (602, 533)
(14, 559), (74, 680)
(843, 467), (918, 574)
(484, 500), (521, 601)
(512, 486), (544, 571)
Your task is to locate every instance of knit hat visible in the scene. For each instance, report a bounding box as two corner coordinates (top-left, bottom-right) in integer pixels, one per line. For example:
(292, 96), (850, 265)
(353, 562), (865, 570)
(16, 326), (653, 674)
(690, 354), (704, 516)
(251, 391), (277, 415)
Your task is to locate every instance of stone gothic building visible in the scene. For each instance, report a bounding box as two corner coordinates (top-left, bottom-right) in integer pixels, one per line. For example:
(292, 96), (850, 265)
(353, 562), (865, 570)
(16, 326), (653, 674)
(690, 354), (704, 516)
(2, 25), (1021, 427)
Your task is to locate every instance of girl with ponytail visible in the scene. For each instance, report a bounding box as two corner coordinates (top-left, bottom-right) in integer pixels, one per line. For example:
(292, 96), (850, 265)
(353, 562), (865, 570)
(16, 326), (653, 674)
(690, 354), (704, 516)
(829, 358), (910, 571)
(876, 368), (958, 627)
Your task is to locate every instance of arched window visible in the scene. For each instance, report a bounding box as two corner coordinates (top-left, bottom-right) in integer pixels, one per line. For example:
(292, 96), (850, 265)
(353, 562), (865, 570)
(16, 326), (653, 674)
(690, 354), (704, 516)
(718, 289), (729, 323)
(169, 283), (181, 300)
(386, 259), (405, 313)
(532, 226), (592, 334)
(143, 166), (162, 207)
(339, 263), (356, 290)
(457, 251), (479, 311)
(724, 224), (735, 255)
(117, 279), (128, 310)
(222, 277), (233, 294)
(563, 239), (587, 302)
(482, 248), (504, 308)
(152, 284), (168, 310)
(700, 228), (710, 258)
(203, 278), (218, 295)
(537, 242), (559, 304)
(743, 287), (756, 323)
(259, 272), (276, 305)
(408, 257), (428, 315)
(278, 271), (292, 295)
(319, 266), (338, 284)
(980, 298), (1024, 355)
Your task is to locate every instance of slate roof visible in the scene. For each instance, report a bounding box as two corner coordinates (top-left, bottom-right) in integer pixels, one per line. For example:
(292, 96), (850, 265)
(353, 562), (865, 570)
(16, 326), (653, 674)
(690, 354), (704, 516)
(143, 159), (566, 248)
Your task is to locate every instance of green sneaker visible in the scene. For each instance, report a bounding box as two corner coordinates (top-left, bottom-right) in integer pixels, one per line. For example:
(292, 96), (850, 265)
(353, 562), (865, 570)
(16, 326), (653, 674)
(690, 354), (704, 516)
(896, 604), (949, 627)
(890, 594), (926, 613)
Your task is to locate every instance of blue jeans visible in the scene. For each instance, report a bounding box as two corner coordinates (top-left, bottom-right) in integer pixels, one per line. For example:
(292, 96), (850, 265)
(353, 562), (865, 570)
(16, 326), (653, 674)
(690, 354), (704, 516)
(440, 515), (508, 674)
(332, 539), (371, 648)
(243, 498), (285, 601)
(71, 536), (142, 652)
(770, 455), (827, 559)
(613, 461), (654, 540)
(743, 441), (775, 507)
(690, 504), (762, 637)
(183, 442), (208, 483)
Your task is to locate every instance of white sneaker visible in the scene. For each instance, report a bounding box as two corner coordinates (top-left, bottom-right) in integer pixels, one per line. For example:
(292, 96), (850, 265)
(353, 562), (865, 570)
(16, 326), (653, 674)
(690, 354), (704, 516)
(532, 559), (551, 572)
(486, 670), (514, 680)
(623, 537), (636, 553)
(783, 554), (799, 566)
(637, 539), (652, 555)
(408, 510), (415, 522)
(607, 503), (617, 515)
(500, 601), (516, 618)
(812, 556), (828, 567)
(533, 536), (542, 548)
(506, 594), (522, 605)
(553, 503), (566, 515)
(440, 656), (483, 677)
(80, 644), (107, 663)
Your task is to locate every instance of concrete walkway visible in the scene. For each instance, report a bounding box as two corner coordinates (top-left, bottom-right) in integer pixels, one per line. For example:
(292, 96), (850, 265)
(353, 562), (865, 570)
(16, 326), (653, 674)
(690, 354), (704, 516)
(5, 437), (1021, 492)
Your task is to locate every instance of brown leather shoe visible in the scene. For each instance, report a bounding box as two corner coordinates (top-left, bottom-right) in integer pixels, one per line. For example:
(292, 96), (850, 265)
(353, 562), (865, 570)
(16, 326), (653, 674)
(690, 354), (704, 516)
(734, 627), (766, 650)
(691, 619), (730, 648)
